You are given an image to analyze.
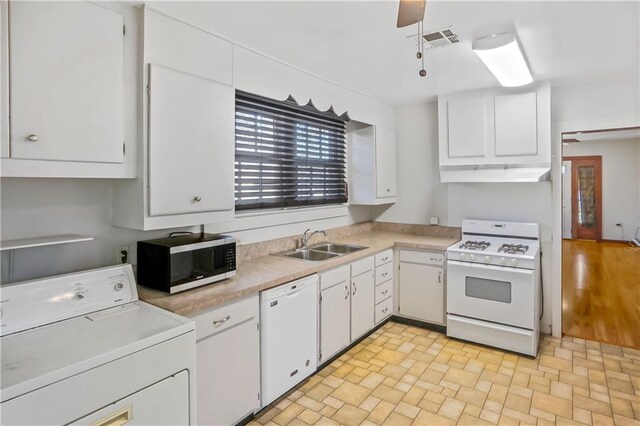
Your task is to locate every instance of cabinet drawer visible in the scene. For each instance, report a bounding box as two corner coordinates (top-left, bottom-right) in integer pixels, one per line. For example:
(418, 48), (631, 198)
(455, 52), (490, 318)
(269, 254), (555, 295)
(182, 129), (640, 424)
(375, 297), (393, 323)
(375, 249), (393, 266)
(375, 280), (393, 304)
(192, 294), (259, 341)
(320, 265), (350, 291)
(399, 250), (445, 266)
(375, 262), (393, 285)
(351, 256), (374, 278)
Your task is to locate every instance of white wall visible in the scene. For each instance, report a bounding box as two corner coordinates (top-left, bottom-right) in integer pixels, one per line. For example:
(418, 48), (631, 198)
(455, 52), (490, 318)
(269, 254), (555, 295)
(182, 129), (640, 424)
(380, 75), (640, 335)
(563, 138), (640, 241)
(0, 178), (371, 283)
(371, 102), (447, 224)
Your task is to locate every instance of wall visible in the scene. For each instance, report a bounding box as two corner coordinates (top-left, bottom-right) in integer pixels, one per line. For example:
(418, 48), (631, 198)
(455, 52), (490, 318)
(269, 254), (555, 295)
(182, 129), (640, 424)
(562, 138), (640, 241)
(0, 178), (371, 283)
(379, 75), (640, 335)
(371, 102), (447, 224)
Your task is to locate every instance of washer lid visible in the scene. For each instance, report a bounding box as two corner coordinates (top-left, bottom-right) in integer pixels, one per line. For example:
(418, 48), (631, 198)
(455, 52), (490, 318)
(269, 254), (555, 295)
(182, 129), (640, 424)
(1, 301), (193, 403)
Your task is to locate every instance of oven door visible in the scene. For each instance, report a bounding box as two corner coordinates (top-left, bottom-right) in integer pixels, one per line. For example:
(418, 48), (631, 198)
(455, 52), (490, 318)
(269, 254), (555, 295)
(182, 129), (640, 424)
(447, 260), (535, 329)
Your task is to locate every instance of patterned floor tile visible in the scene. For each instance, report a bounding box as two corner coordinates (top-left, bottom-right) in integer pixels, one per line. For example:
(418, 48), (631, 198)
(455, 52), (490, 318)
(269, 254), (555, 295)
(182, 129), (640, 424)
(254, 321), (640, 425)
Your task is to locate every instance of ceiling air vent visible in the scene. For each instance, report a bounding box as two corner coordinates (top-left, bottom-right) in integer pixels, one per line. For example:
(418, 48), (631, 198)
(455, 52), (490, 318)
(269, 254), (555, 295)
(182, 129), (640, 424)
(409, 26), (461, 49)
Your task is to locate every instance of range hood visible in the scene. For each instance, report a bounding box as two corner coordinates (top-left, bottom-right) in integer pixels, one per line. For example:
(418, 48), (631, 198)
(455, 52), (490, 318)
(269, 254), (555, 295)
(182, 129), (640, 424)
(440, 165), (551, 183)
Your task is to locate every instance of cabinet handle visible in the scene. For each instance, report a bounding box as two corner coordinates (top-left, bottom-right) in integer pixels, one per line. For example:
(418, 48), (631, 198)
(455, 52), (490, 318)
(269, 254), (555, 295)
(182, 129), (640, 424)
(382, 307), (388, 314)
(345, 284), (349, 300)
(213, 315), (231, 326)
(382, 256), (388, 262)
(352, 281), (357, 295)
(386, 188), (390, 192)
(382, 272), (388, 277)
(438, 272), (442, 284)
(27, 134), (39, 142)
(193, 196), (202, 202)
(382, 290), (388, 295)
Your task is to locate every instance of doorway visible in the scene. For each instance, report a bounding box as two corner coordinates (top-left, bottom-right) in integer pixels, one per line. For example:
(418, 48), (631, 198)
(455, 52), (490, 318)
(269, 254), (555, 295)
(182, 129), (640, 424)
(563, 156), (602, 241)
(561, 127), (640, 349)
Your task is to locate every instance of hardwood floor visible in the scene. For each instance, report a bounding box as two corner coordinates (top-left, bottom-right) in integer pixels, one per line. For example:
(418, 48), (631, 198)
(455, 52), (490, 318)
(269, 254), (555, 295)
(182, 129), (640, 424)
(563, 239), (640, 349)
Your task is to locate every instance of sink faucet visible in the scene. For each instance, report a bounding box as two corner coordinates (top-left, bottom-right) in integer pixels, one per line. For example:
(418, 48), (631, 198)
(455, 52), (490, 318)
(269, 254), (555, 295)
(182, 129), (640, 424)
(301, 229), (327, 249)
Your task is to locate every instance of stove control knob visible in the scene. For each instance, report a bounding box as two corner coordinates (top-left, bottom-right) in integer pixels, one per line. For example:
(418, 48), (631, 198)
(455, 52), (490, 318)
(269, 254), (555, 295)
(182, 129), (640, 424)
(500, 257), (508, 265)
(114, 282), (125, 291)
(484, 256), (491, 263)
(469, 254), (476, 261)
(460, 253), (468, 260)
(510, 258), (518, 266)
(74, 291), (85, 300)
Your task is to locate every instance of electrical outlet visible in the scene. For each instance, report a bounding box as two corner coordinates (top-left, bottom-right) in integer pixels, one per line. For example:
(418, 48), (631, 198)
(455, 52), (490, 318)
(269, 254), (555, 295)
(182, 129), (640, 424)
(429, 216), (439, 225)
(114, 245), (129, 264)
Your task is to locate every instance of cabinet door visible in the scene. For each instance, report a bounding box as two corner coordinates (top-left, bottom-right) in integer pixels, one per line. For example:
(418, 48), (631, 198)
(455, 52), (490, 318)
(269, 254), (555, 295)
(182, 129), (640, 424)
(494, 92), (538, 157)
(375, 126), (397, 198)
(197, 318), (260, 426)
(320, 282), (351, 363)
(399, 262), (444, 324)
(351, 271), (375, 340)
(9, 2), (124, 163)
(148, 64), (234, 216)
(446, 97), (486, 159)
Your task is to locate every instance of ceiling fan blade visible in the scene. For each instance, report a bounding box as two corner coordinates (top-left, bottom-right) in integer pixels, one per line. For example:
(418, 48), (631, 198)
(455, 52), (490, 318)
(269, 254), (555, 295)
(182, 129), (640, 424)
(396, 0), (426, 28)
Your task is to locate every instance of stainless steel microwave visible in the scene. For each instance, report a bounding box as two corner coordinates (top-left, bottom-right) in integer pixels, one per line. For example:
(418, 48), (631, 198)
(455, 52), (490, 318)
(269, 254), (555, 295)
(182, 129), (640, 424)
(137, 233), (236, 294)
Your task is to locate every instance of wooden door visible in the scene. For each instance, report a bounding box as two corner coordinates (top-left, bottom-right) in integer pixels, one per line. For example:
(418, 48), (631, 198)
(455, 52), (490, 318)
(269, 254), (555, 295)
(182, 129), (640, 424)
(350, 271), (375, 341)
(565, 156), (602, 241)
(319, 282), (351, 363)
(399, 262), (444, 325)
(9, 2), (124, 163)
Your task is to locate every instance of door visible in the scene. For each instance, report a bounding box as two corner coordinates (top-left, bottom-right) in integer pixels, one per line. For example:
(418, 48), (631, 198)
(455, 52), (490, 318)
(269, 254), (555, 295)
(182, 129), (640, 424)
(447, 260), (535, 329)
(350, 271), (374, 340)
(565, 156), (602, 241)
(562, 160), (573, 239)
(9, 2), (124, 163)
(320, 282), (351, 363)
(398, 262), (444, 324)
(375, 126), (397, 198)
(196, 318), (260, 426)
(71, 371), (189, 425)
(148, 64), (235, 216)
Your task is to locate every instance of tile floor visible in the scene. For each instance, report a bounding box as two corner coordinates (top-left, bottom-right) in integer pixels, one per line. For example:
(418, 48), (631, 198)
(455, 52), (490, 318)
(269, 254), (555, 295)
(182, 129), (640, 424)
(250, 321), (640, 426)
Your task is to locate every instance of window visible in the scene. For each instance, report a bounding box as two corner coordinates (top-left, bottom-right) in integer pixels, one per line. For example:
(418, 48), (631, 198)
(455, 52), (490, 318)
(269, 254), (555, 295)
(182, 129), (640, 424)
(235, 91), (348, 211)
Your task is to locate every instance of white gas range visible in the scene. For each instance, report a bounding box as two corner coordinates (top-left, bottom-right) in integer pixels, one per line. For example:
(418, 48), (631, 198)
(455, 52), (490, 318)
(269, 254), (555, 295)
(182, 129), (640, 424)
(446, 220), (541, 356)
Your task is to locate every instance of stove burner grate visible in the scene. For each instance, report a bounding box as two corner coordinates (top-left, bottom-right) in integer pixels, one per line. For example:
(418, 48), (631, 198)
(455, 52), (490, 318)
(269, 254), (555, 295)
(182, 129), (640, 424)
(459, 240), (491, 251)
(498, 243), (529, 255)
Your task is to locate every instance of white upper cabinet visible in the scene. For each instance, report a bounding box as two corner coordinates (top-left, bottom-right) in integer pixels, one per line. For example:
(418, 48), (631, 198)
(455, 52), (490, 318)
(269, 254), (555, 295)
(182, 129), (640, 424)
(112, 8), (234, 230)
(438, 81), (551, 182)
(494, 92), (538, 157)
(446, 97), (487, 159)
(147, 65), (234, 217)
(2, 2), (135, 177)
(349, 125), (397, 205)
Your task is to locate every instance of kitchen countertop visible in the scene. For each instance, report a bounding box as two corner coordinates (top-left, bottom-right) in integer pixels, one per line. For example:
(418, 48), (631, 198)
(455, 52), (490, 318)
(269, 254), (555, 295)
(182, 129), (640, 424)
(137, 230), (460, 317)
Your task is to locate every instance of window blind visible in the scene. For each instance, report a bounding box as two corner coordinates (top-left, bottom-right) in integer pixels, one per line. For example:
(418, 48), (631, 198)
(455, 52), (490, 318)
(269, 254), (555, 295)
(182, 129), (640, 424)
(235, 91), (348, 211)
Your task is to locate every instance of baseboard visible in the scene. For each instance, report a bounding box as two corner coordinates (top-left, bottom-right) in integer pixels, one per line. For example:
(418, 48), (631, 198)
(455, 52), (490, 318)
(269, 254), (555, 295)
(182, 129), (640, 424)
(391, 315), (446, 334)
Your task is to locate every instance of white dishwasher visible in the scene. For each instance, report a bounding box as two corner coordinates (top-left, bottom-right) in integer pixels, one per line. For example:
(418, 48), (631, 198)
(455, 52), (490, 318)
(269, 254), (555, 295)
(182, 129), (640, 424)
(260, 275), (318, 406)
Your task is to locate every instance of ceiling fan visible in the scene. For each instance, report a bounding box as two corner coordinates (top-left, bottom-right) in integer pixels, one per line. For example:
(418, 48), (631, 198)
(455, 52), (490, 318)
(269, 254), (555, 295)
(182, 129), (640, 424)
(396, 0), (428, 77)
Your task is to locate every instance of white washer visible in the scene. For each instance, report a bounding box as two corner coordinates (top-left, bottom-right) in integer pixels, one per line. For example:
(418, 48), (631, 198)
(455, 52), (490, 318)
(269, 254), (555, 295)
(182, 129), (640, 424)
(0, 265), (196, 425)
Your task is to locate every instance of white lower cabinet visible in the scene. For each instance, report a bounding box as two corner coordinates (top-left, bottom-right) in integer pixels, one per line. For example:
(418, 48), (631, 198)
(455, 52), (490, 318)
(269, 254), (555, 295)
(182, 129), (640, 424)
(319, 265), (351, 363)
(192, 295), (260, 426)
(319, 255), (381, 364)
(374, 249), (393, 324)
(398, 250), (445, 325)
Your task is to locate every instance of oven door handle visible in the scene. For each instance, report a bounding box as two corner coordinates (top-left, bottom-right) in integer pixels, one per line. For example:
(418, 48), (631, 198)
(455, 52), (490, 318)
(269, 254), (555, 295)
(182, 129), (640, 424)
(447, 260), (534, 275)
(450, 315), (533, 336)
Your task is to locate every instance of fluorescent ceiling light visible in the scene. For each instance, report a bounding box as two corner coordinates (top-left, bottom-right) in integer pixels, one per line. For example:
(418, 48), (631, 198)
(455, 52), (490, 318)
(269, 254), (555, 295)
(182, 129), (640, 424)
(472, 32), (533, 87)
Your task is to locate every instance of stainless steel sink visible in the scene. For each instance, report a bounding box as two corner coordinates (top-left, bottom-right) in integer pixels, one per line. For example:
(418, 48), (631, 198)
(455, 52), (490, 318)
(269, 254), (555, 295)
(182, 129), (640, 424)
(274, 242), (367, 262)
(309, 242), (367, 254)
(281, 249), (340, 261)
